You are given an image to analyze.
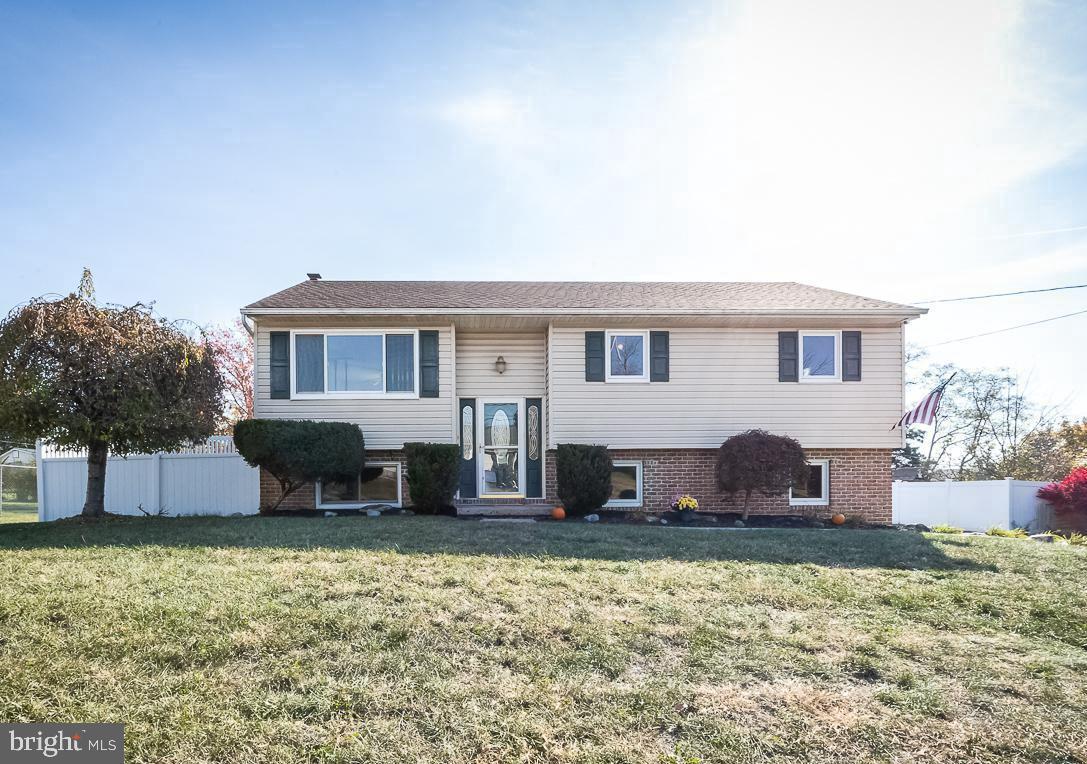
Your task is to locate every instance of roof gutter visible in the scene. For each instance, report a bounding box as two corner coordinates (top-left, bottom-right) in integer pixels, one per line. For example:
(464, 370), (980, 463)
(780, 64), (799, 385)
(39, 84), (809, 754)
(240, 306), (927, 318)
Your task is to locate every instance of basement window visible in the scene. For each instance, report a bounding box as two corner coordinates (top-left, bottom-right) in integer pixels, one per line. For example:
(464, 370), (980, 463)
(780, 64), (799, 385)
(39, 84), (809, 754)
(317, 463), (402, 509)
(605, 461), (643, 507)
(790, 460), (829, 506)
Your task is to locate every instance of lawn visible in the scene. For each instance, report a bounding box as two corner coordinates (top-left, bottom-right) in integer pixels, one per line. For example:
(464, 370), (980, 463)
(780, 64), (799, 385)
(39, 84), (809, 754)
(0, 500), (36, 524)
(0, 516), (1084, 764)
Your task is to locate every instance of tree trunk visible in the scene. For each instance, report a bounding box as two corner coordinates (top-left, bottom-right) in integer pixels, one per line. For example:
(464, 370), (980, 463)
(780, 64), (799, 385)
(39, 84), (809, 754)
(82, 441), (109, 518)
(741, 489), (752, 522)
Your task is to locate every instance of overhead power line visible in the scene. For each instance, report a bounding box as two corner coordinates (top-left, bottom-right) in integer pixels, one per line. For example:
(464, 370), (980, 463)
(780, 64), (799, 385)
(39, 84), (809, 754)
(915, 283), (1087, 304)
(926, 307), (1087, 348)
(987, 224), (1087, 240)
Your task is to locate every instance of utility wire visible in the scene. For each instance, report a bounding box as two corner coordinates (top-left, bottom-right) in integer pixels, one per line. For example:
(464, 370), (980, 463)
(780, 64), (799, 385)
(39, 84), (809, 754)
(925, 307), (1087, 347)
(915, 283), (1087, 304)
(987, 224), (1087, 240)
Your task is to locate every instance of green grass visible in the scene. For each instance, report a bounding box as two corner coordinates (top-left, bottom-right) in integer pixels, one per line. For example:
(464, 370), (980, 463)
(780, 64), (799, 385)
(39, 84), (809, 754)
(986, 526), (1029, 539)
(0, 501), (36, 524)
(930, 524), (963, 534)
(0, 516), (1085, 763)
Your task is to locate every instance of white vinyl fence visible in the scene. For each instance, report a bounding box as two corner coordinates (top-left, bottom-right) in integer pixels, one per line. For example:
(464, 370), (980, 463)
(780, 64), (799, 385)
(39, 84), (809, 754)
(36, 437), (259, 521)
(892, 478), (1054, 532)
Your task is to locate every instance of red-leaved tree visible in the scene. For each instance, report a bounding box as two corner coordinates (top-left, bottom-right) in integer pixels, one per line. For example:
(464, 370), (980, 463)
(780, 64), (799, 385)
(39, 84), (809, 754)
(1037, 467), (1087, 516)
(207, 319), (254, 429)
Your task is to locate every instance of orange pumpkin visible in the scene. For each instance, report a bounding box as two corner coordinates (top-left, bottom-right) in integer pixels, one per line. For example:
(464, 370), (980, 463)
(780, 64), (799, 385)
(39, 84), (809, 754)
(551, 506), (566, 521)
(831, 513), (846, 525)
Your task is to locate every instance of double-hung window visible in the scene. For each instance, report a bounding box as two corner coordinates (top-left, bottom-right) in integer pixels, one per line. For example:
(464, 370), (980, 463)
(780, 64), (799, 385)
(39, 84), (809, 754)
(605, 330), (648, 382)
(799, 331), (840, 382)
(292, 330), (418, 398)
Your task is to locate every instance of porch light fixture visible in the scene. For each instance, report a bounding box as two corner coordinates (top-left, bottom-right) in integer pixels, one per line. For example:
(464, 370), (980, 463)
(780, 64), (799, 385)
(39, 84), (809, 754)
(495, 355), (507, 374)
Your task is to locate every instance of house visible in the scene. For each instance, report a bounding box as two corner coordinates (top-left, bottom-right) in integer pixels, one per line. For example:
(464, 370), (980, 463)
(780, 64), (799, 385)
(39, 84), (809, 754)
(240, 278), (926, 520)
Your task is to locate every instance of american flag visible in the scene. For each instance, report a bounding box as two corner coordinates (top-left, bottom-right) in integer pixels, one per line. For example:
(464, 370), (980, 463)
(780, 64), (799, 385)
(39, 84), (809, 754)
(895, 375), (955, 428)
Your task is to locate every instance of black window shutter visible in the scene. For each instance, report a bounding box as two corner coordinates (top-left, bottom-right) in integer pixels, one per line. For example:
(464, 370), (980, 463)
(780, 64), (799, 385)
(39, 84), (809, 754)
(419, 330), (439, 397)
(778, 331), (799, 382)
(585, 331), (605, 381)
(649, 331), (669, 382)
(526, 397), (543, 498)
(458, 398), (477, 499)
(270, 331), (290, 399)
(842, 331), (862, 381)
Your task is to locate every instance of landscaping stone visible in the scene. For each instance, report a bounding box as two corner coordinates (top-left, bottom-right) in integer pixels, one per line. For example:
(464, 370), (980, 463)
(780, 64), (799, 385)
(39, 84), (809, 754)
(660, 518), (668, 525)
(324, 512), (336, 518)
(1029, 533), (1055, 543)
(366, 509), (382, 517)
(734, 520), (745, 527)
(584, 514), (600, 523)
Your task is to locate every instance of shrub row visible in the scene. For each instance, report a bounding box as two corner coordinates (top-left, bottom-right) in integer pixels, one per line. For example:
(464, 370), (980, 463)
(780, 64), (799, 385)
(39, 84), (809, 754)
(235, 419), (817, 516)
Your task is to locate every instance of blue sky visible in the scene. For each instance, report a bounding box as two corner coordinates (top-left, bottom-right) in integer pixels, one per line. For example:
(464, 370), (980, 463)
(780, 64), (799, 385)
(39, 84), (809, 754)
(2, 0), (1086, 414)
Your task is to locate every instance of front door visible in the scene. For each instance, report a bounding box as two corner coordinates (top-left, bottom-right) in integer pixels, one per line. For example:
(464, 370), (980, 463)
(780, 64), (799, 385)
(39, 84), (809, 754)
(478, 399), (525, 497)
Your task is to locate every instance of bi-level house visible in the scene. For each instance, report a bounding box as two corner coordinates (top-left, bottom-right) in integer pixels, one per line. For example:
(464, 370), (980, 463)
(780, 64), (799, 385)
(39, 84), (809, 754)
(240, 279), (926, 521)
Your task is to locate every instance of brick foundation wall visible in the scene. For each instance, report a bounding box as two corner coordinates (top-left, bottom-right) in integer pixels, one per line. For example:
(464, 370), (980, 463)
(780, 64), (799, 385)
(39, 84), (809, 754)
(259, 449), (408, 511)
(543, 447), (892, 523)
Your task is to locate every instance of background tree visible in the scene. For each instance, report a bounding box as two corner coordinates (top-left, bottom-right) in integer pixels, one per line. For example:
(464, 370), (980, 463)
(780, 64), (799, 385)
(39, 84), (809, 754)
(233, 419), (366, 513)
(716, 430), (808, 521)
(206, 319), (254, 429)
(0, 270), (223, 517)
(899, 356), (1070, 481)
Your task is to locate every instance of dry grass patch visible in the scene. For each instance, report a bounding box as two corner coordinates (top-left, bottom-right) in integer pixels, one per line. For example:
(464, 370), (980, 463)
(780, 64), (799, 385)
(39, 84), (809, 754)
(0, 516), (1084, 763)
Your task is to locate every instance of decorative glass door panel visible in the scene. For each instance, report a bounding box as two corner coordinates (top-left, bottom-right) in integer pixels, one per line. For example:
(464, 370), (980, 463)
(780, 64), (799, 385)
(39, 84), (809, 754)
(481, 401), (521, 495)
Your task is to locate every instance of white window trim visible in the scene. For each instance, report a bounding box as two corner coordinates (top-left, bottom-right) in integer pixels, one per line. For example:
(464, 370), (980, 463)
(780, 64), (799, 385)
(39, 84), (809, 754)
(798, 330), (842, 383)
(605, 460), (644, 507)
(604, 330), (650, 383)
(316, 462), (403, 509)
(790, 459), (830, 506)
(289, 329), (420, 400)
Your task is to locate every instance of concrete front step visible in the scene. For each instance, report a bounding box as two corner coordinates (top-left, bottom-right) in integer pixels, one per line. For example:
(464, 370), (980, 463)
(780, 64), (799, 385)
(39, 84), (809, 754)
(456, 505), (554, 517)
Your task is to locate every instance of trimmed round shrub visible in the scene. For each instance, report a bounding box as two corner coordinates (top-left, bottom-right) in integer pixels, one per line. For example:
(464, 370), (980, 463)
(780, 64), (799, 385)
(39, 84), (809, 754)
(234, 419), (365, 513)
(555, 443), (613, 516)
(404, 442), (460, 514)
(716, 429), (808, 520)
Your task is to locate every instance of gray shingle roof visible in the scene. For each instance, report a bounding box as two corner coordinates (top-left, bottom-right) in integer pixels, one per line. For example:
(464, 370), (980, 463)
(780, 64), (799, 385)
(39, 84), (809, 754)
(244, 280), (922, 314)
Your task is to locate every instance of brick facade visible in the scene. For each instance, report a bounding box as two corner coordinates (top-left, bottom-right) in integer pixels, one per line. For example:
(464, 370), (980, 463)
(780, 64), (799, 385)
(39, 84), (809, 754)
(543, 447), (892, 523)
(259, 450), (409, 512)
(259, 446), (892, 524)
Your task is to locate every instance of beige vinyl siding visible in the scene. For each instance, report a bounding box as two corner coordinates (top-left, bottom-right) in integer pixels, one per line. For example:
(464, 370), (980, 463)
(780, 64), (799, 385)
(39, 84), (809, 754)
(455, 332), (546, 398)
(253, 325), (455, 449)
(548, 326), (905, 449)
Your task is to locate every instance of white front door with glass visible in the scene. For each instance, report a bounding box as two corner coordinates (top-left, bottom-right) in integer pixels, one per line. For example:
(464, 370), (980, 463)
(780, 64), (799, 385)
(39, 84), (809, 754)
(478, 399), (525, 497)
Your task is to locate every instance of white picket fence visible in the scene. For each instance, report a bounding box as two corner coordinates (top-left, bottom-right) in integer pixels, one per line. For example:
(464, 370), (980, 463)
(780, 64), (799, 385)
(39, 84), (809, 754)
(892, 478), (1054, 532)
(36, 436), (259, 521)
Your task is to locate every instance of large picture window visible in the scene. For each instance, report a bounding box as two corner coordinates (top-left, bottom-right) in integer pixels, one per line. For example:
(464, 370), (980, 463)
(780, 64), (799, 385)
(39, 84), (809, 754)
(606, 331), (648, 382)
(799, 332), (840, 382)
(292, 331), (417, 397)
(605, 461), (643, 507)
(317, 463), (402, 508)
(790, 459), (829, 506)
